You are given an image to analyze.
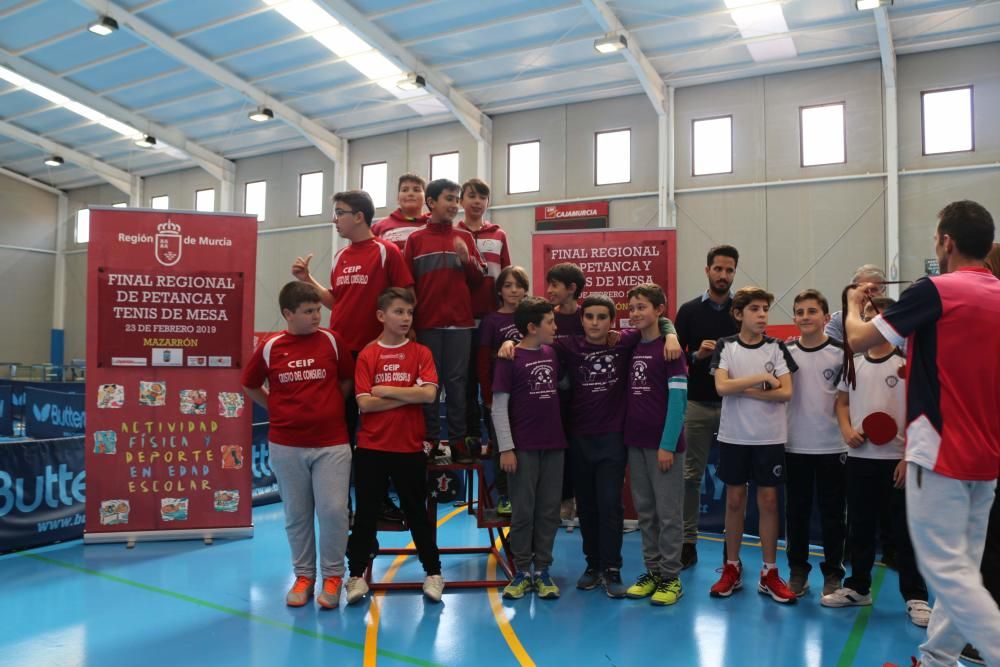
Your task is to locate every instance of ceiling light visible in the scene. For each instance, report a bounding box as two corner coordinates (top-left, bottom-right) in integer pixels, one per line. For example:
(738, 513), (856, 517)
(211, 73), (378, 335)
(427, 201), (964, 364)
(856, 0), (891, 9)
(134, 134), (156, 148)
(594, 33), (628, 54)
(396, 74), (426, 91)
(44, 155), (64, 166)
(88, 16), (119, 36)
(248, 106), (274, 122)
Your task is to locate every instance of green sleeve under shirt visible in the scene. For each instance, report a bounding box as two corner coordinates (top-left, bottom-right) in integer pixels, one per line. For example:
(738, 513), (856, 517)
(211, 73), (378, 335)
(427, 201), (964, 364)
(658, 375), (688, 452)
(659, 317), (677, 337)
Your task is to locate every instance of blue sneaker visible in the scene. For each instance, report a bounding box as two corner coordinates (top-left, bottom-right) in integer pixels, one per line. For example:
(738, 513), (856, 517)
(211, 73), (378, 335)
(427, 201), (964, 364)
(502, 572), (533, 599)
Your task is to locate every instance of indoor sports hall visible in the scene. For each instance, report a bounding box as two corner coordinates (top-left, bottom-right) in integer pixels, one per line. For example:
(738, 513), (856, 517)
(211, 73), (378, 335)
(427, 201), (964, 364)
(1, 1), (998, 666)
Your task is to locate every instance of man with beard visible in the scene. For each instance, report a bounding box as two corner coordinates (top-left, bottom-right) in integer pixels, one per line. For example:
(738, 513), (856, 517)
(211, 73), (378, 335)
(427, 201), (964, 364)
(673, 245), (740, 569)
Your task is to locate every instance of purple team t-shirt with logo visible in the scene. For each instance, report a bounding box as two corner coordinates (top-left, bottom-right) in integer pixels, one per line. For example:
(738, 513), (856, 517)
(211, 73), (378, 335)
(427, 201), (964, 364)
(556, 330), (641, 436)
(479, 311), (522, 349)
(492, 345), (568, 451)
(554, 310), (584, 341)
(625, 336), (688, 451)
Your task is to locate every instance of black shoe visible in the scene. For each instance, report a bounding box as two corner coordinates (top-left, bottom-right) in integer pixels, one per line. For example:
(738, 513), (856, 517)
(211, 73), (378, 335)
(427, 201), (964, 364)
(369, 537), (380, 560)
(961, 644), (985, 665)
(681, 543), (698, 570)
(450, 437), (476, 464)
(380, 497), (405, 523)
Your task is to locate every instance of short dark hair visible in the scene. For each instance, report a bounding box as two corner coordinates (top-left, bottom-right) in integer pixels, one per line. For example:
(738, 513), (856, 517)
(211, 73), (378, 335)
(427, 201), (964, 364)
(581, 294), (616, 319)
(627, 283), (666, 309)
(867, 296), (896, 314)
(496, 265), (529, 295)
(546, 262), (587, 300)
(793, 288), (829, 314)
(707, 244), (740, 268)
(377, 286), (415, 311)
(731, 286), (773, 315)
(332, 190), (375, 225)
(937, 200), (995, 260)
(398, 173), (426, 191)
(461, 178), (490, 199)
(514, 296), (553, 336)
(425, 178), (461, 203)
(279, 281), (321, 313)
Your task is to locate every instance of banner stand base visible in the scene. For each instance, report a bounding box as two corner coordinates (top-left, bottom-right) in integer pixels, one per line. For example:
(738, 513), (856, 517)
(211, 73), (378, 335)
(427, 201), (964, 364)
(84, 525), (253, 547)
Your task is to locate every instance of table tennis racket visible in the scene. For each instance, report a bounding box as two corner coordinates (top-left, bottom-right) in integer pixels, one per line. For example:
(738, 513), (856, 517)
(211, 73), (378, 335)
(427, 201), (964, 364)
(860, 411), (898, 445)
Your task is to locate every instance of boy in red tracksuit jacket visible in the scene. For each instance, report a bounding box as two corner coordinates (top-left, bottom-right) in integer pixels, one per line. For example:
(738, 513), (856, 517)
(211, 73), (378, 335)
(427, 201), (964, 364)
(372, 173), (430, 250)
(403, 178), (487, 461)
(458, 178), (511, 457)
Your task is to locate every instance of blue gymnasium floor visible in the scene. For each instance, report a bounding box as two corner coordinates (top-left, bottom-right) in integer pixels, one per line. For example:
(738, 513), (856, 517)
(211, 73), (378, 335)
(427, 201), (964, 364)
(1, 502), (929, 667)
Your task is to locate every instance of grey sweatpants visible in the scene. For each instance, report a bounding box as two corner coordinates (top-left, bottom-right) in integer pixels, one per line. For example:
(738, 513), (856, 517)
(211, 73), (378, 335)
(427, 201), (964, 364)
(682, 401), (721, 543)
(629, 447), (686, 581)
(418, 328), (472, 443)
(269, 442), (352, 579)
(508, 449), (565, 572)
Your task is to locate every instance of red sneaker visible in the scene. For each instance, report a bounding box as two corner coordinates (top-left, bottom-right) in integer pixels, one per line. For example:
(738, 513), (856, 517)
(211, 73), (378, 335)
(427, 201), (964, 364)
(882, 659), (920, 667)
(758, 568), (797, 604)
(710, 562), (743, 597)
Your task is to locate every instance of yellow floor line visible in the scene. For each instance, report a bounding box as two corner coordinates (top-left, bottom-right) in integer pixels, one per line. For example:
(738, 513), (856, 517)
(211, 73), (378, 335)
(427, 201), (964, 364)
(486, 530), (536, 667)
(697, 534), (826, 558)
(363, 506), (467, 667)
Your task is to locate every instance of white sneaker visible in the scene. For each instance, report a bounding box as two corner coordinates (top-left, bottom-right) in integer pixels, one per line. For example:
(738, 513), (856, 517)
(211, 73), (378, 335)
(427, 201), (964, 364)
(346, 576), (369, 605)
(820, 587), (872, 607)
(906, 599), (932, 627)
(423, 574), (445, 602)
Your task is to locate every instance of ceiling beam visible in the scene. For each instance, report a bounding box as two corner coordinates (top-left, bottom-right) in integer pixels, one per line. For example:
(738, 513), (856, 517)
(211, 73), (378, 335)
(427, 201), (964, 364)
(0, 119), (133, 193)
(0, 165), (65, 195)
(314, 0), (491, 145)
(74, 0), (346, 165)
(0, 49), (235, 185)
(580, 0), (666, 115)
(873, 7), (896, 88)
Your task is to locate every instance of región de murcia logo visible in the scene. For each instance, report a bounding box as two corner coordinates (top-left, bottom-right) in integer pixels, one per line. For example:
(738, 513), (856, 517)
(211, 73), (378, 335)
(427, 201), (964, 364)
(155, 219), (183, 267)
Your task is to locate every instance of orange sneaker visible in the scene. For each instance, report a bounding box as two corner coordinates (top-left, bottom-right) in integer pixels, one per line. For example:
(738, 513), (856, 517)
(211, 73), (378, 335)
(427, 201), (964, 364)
(286, 575), (315, 607)
(317, 576), (343, 609)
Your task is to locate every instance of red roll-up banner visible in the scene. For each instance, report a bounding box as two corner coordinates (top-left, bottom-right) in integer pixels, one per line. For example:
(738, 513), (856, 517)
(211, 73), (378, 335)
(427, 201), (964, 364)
(531, 228), (678, 320)
(84, 208), (257, 544)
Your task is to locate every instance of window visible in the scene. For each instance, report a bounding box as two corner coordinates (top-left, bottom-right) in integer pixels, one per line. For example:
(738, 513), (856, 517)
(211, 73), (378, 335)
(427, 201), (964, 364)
(800, 102), (845, 167)
(195, 188), (215, 212)
(361, 162), (388, 209)
(692, 116), (733, 176)
(430, 152), (459, 183)
(922, 86), (973, 155)
(112, 201), (127, 208)
(508, 140), (540, 194)
(75, 209), (89, 244)
(150, 195), (169, 209)
(298, 172), (324, 217)
(595, 130), (631, 185)
(244, 181), (266, 222)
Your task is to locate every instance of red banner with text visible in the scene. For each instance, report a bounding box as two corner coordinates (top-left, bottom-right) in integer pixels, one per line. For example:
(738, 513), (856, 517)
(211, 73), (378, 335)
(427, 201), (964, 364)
(531, 228), (678, 324)
(85, 208), (257, 541)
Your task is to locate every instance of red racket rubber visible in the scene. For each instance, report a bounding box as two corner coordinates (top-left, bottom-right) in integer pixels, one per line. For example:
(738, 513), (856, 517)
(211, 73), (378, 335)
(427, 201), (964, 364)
(861, 411), (898, 445)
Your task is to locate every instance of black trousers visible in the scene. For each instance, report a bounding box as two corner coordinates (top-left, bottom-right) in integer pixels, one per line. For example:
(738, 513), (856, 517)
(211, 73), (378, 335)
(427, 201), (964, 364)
(346, 449), (440, 577)
(982, 490), (1000, 603)
(844, 457), (927, 601)
(464, 326), (482, 440)
(785, 452), (847, 577)
(571, 433), (627, 570)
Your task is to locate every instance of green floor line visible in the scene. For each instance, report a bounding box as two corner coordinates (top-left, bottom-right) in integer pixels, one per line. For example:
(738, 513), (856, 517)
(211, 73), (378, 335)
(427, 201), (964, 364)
(834, 565), (888, 667)
(22, 552), (444, 667)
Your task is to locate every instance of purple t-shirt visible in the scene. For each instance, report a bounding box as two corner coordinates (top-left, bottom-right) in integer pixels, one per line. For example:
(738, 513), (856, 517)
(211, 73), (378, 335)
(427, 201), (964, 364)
(625, 337), (689, 450)
(555, 330), (642, 436)
(479, 311), (522, 349)
(492, 345), (568, 451)
(554, 310), (584, 341)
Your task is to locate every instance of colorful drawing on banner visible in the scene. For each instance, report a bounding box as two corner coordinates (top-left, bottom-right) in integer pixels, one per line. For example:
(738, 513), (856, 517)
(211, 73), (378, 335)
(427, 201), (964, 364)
(209, 356), (232, 368)
(152, 348), (183, 367)
(214, 490), (239, 512)
(93, 430), (117, 454)
(160, 497), (189, 521)
(139, 381), (167, 407)
(187, 356), (207, 367)
(220, 445), (244, 470)
(100, 499), (130, 525)
(218, 392), (244, 417)
(97, 384), (125, 409)
(179, 389), (208, 415)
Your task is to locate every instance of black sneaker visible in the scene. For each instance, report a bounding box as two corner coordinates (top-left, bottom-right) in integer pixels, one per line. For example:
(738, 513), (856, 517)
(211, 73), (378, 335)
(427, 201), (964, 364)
(960, 645), (984, 665)
(681, 542), (698, 570)
(380, 496), (405, 523)
(576, 567), (601, 590)
(602, 569), (628, 598)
